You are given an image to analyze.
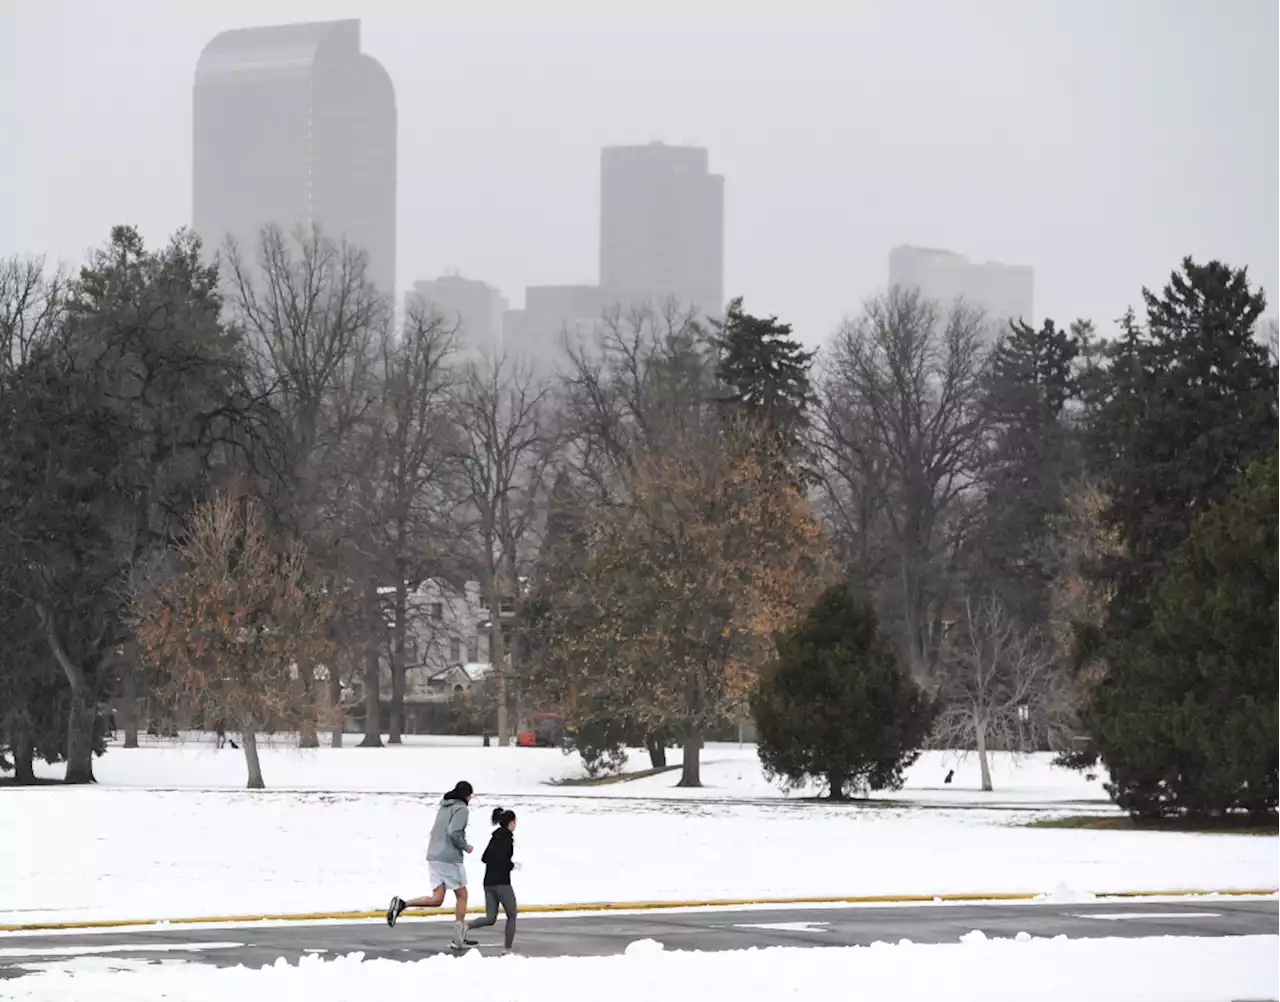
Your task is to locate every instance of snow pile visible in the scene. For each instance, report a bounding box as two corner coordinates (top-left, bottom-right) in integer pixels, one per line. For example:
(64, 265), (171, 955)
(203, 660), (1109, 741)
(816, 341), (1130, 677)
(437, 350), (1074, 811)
(5, 935), (1276, 1002)
(2, 788), (1273, 926)
(1041, 881), (1097, 903)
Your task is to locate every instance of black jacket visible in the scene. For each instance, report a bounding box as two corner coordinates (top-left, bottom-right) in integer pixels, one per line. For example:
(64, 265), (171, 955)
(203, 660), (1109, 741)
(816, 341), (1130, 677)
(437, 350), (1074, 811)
(481, 827), (515, 887)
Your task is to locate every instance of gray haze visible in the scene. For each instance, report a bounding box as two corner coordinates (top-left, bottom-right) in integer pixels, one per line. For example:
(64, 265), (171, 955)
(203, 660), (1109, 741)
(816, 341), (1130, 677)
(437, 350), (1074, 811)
(2, 0), (1276, 346)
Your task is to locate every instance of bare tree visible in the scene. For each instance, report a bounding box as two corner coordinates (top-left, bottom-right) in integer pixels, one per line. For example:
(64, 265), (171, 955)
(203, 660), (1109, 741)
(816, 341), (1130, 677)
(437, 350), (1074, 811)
(0, 255), (65, 373)
(1263, 317), (1278, 368)
(817, 287), (991, 687)
(223, 224), (384, 748)
(353, 300), (460, 743)
(559, 300), (709, 499)
(931, 594), (1071, 791)
(452, 351), (555, 745)
(132, 494), (340, 789)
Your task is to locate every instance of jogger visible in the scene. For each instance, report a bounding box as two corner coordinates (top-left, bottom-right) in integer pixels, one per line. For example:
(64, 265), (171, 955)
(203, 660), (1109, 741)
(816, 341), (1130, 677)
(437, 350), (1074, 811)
(386, 781), (476, 949)
(467, 807), (520, 952)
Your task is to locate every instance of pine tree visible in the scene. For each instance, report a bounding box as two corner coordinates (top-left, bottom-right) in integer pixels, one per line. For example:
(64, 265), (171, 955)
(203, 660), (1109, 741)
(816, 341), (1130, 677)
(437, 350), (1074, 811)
(712, 297), (815, 449)
(979, 318), (1083, 624)
(1089, 451), (1278, 819)
(751, 583), (933, 799)
(1091, 259), (1276, 574)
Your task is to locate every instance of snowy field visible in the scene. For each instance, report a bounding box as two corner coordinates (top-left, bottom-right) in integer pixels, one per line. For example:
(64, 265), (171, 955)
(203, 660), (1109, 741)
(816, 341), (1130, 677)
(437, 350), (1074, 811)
(5, 935), (1277, 1002)
(3, 740), (1276, 927)
(20, 732), (1112, 804)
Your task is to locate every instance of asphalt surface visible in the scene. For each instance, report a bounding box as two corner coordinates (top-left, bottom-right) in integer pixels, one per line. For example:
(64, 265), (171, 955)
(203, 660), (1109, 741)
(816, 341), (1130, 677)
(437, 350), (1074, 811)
(1, 898), (1275, 979)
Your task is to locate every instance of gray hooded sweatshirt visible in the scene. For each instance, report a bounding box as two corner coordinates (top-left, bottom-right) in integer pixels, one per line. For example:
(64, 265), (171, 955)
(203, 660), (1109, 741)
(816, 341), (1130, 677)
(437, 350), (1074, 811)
(426, 797), (470, 864)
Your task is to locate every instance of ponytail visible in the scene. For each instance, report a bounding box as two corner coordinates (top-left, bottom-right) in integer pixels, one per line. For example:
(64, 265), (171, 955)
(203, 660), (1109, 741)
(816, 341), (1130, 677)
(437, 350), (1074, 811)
(491, 807), (517, 827)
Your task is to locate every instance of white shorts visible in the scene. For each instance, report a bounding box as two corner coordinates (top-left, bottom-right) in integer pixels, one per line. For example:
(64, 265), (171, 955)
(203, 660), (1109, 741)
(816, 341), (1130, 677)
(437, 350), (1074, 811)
(428, 861), (467, 891)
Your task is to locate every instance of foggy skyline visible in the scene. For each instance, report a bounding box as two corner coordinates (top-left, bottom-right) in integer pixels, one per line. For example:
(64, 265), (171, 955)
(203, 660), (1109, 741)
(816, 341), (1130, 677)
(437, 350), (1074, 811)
(2, 0), (1276, 347)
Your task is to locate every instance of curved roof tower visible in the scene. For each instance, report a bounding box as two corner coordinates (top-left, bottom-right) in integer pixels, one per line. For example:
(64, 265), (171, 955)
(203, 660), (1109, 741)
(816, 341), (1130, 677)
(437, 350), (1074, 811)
(193, 20), (396, 297)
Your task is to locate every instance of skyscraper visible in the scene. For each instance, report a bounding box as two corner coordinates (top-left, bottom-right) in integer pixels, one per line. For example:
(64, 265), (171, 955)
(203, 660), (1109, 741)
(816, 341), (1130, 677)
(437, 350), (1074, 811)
(599, 142), (724, 317)
(889, 245), (1034, 339)
(406, 274), (507, 363)
(193, 20), (397, 297)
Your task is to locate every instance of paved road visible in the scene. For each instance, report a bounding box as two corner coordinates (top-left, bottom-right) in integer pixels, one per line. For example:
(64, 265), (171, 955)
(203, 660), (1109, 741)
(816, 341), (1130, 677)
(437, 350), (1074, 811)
(1, 899), (1274, 979)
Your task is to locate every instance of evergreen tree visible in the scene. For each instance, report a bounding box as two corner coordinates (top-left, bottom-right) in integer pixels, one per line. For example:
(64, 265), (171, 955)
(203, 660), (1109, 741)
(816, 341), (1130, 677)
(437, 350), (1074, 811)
(0, 226), (240, 781)
(751, 583), (933, 799)
(712, 297), (815, 449)
(1090, 259), (1276, 576)
(1088, 451), (1278, 819)
(1066, 263), (1278, 781)
(978, 318), (1083, 624)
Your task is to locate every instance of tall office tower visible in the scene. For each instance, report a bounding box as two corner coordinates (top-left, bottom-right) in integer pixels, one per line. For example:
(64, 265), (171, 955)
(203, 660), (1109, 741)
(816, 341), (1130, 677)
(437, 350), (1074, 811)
(193, 20), (397, 297)
(599, 142), (724, 317)
(406, 274), (507, 362)
(889, 245), (1034, 339)
(503, 284), (609, 375)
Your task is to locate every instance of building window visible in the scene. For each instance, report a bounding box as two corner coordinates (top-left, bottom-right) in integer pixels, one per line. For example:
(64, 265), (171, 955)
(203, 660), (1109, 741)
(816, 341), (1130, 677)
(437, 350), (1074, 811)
(499, 597), (515, 614)
(430, 602), (443, 622)
(450, 638), (462, 663)
(466, 636), (479, 664)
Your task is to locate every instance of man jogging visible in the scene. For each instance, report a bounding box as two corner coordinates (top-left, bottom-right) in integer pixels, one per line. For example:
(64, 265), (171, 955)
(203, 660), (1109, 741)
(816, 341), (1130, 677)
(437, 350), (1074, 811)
(387, 781), (476, 950)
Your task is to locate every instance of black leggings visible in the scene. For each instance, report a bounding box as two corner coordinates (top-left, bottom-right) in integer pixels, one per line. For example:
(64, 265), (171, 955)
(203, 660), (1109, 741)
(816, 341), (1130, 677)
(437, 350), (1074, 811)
(468, 884), (517, 948)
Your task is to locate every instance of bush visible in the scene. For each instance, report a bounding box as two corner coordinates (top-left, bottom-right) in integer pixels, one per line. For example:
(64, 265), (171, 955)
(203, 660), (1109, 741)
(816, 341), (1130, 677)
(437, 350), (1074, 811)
(751, 582), (933, 799)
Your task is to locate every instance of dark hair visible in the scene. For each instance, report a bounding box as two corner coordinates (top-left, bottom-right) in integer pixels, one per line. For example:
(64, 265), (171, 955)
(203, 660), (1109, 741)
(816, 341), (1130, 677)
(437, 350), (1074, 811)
(444, 781), (473, 802)
(491, 807), (516, 827)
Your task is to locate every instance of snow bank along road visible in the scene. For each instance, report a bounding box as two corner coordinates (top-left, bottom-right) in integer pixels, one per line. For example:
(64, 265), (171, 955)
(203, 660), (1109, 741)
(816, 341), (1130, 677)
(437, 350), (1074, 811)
(5, 935), (1277, 1002)
(1, 898), (1275, 976)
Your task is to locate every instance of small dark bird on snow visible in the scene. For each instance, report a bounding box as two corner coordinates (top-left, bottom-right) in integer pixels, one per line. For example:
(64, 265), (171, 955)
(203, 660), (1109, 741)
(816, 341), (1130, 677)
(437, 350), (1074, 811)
(944, 769), (955, 784)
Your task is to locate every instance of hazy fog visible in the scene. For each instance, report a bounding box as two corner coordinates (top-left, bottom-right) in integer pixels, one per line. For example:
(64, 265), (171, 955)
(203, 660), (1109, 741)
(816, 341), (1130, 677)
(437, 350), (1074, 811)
(2, 0), (1276, 345)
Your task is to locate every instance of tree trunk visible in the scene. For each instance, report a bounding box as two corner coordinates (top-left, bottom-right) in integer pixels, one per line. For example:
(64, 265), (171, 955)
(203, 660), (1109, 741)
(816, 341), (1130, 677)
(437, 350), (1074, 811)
(242, 729), (265, 789)
(37, 604), (96, 784)
(65, 688), (96, 784)
(645, 736), (667, 769)
(13, 723), (35, 785)
(329, 669), (344, 748)
(121, 658), (139, 749)
(298, 661), (319, 749)
(976, 719), (993, 792)
(359, 586), (383, 748)
(901, 546), (930, 689)
(677, 734), (703, 788)
(389, 585), (407, 745)
(488, 577), (509, 747)
(826, 769), (849, 800)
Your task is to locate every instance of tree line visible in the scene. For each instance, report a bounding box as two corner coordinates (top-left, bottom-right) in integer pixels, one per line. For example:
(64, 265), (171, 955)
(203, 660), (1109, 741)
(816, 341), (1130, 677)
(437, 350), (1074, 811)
(0, 225), (553, 788)
(1, 226), (1275, 817)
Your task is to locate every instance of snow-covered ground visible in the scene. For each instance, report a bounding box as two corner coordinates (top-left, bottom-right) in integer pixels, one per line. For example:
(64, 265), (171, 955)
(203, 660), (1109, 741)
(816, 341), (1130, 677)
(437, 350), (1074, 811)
(20, 733), (1112, 805)
(2, 741), (1275, 926)
(5, 935), (1277, 1002)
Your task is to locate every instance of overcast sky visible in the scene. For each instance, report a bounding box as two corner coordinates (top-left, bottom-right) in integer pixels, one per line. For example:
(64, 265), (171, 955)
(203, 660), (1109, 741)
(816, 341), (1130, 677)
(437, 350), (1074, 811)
(2, 0), (1276, 346)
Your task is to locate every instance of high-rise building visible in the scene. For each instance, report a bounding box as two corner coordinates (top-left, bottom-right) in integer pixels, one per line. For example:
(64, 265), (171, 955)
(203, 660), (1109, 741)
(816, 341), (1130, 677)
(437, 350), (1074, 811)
(889, 245), (1033, 338)
(406, 275), (507, 363)
(193, 20), (397, 297)
(599, 142), (724, 317)
(503, 284), (609, 373)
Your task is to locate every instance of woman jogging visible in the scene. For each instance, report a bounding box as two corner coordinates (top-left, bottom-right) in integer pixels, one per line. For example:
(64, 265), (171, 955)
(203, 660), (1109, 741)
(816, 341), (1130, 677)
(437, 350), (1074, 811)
(466, 807), (520, 953)
(386, 781), (476, 950)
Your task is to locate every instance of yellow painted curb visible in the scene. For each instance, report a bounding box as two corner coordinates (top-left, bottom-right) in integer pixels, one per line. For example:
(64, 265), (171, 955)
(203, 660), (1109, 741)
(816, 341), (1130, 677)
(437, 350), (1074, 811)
(1, 888), (1274, 934)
